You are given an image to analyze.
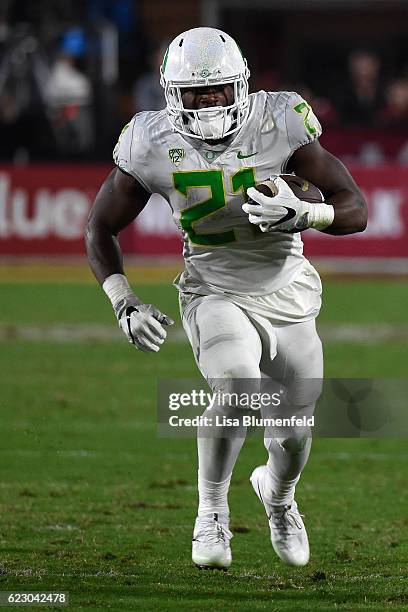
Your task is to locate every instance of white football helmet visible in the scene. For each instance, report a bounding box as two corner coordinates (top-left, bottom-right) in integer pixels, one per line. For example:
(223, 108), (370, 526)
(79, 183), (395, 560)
(160, 27), (250, 140)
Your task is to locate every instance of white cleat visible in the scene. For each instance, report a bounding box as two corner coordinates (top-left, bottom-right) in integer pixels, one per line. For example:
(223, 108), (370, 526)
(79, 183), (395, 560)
(192, 513), (233, 570)
(250, 465), (310, 566)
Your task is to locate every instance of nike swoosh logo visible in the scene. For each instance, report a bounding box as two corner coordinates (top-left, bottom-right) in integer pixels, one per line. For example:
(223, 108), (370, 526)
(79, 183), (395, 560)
(237, 151), (258, 159)
(269, 207), (297, 226)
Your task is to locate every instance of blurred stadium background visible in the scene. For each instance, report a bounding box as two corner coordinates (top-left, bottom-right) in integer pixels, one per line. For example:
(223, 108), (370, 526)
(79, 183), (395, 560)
(1, 0), (408, 270)
(0, 1), (407, 610)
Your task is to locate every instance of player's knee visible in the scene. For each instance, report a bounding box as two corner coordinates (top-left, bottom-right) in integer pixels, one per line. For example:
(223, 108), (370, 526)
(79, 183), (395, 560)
(265, 428), (312, 454)
(222, 362), (260, 380)
(209, 362), (261, 395)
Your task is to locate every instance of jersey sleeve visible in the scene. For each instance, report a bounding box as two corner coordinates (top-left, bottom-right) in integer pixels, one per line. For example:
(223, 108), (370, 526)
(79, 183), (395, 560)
(284, 91), (322, 154)
(112, 114), (153, 193)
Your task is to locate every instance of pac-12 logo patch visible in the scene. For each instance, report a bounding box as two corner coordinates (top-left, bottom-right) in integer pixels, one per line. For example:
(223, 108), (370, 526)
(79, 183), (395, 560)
(169, 148), (185, 166)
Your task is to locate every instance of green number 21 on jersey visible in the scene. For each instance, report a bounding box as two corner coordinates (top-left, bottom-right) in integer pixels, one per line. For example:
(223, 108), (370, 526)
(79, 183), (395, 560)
(173, 168), (256, 246)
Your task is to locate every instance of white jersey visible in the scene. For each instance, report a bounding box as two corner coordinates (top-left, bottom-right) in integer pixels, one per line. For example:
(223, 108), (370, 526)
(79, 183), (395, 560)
(113, 90), (322, 296)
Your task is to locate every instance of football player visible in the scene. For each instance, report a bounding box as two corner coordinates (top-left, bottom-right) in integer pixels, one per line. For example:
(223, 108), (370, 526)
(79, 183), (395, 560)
(85, 27), (367, 570)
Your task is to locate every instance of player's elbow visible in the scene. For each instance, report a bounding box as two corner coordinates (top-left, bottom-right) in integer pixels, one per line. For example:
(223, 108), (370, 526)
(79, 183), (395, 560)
(345, 191), (368, 234)
(353, 196), (368, 233)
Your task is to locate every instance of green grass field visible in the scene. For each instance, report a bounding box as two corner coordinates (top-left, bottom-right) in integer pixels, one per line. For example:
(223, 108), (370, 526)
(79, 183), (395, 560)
(0, 277), (407, 611)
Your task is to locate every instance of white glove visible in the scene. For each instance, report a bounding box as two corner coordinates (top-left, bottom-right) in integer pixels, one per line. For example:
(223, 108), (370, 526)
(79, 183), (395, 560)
(114, 295), (174, 352)
(103, 274), (174, 352)
(243, 176), (334, 233)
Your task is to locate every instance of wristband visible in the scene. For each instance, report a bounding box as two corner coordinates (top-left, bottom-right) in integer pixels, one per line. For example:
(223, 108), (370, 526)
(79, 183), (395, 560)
(102, 274), (136, 308)
(306, 202), (334, 230)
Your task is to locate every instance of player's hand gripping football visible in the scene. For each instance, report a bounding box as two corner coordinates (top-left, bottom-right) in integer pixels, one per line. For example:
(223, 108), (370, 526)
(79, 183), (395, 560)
(243, 175), (333, 233)
(243, 176), (312, 233)
(114, 295), (174, 352)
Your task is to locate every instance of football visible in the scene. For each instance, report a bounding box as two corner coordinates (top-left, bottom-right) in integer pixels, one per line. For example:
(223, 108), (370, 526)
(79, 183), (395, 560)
(251, 174), (324, 203)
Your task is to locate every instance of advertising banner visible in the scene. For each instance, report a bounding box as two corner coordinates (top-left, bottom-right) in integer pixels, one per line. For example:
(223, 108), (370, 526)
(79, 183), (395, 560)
(0, 164), (407, 258)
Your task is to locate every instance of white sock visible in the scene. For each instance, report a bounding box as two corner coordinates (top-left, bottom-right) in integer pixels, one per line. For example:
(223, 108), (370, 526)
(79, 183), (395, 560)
(265, 459), (299, 506)
(264, 436), (312, 506)
(198, 472), (231, 519)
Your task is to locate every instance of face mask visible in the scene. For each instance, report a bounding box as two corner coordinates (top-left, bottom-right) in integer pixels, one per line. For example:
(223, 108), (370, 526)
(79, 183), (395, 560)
(189, 108), (233, 139)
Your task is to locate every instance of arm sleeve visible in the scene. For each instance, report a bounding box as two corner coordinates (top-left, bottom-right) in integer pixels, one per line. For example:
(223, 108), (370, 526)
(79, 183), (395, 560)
(113, 114), (153, 193)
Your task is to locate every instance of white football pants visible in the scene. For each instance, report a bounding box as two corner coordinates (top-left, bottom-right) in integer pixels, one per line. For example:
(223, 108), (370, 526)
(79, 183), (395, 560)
(182, 293), (323, 502)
